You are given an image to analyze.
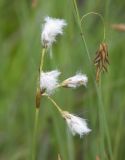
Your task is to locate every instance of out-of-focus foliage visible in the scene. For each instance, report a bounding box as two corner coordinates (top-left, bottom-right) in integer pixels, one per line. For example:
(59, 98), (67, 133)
(0, 0), (125, 159)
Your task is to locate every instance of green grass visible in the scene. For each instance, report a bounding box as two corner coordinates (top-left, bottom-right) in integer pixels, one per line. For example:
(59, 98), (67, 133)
(0, 0), (125, 159)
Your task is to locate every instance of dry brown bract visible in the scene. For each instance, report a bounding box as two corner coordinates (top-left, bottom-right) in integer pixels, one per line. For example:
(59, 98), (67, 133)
(94, 43), (109, 82)
(36, 88), (41, 108)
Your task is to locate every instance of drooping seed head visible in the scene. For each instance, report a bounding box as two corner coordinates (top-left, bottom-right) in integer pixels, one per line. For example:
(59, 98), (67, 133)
(94, 43), (109, 82)
(62, 111), (91, 138)
(61, 73), (88, 88)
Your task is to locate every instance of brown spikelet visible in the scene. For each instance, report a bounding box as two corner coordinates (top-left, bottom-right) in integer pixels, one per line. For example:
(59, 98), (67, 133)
(94, 43), (109, 82)
(111, 23), (125, 32)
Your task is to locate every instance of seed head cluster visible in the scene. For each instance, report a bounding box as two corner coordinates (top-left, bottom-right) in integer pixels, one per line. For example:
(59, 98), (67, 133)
(38, 16), (92, 138)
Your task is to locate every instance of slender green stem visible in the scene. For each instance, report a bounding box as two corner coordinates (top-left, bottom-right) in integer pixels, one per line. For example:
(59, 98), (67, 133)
(96, 79), (113, 160)
(73, 0), (81, 27)
(40, 48), (46, 73)
(32, 47), (46, 160)
(96, 80), (106, 159)
(38, 47), (46, 90)
(113, 101), (124, 160)
(72, 0), (91, 64)
(32, 108), (39, 160)
(46, 95), (63, 114)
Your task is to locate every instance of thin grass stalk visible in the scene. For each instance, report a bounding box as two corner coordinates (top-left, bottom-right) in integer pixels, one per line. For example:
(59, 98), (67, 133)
(32, 108), (39, 160)
(96, 78), (106, 159)
(96, 78), (113, 160)
(72, 0), (113, 159)
(72, 0), (91, 63)
(113, 101), (125, 160)
(31, 48), (46, 160)
(40, 48), (46, 73)
(44, 94), (63, 114)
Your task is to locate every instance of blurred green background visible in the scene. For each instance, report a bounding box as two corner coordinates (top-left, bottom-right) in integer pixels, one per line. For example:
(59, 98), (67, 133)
(0, 0), (125, 160)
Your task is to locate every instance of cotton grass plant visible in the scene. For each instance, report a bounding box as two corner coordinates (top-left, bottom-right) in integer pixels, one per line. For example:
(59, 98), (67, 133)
(32, 16), (91, 160)
(32, 3), (111, 159)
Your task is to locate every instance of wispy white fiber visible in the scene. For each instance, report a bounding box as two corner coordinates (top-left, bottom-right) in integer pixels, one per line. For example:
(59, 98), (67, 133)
(62, 111), (91, 138)
(41, 16), (67, 48)
(61, 73), (88, 88)
(40, 70), (61, 95)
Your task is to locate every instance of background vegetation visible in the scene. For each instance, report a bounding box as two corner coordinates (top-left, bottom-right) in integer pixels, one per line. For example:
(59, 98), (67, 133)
(0, 0), (125, 159)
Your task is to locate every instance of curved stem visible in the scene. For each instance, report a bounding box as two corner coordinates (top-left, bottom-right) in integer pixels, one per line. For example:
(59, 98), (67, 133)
(80, 12), (106, 42)
(44, 94), (63, 114)
(47, 96), (63, 114)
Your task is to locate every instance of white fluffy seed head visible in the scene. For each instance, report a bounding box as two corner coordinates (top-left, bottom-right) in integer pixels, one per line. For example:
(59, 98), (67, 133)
(40, 70), (61, 95)
(61, 73), (88, 88)
(62, 111), (91, 138)
(41, 16), (67, 48)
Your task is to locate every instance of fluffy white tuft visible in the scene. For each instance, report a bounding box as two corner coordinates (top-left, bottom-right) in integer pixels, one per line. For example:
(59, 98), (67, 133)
(62, 111), (91, 138)
(40, 70), (61, 95)
(41, 16), (67, 48)
(61, 73), (88, 88)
